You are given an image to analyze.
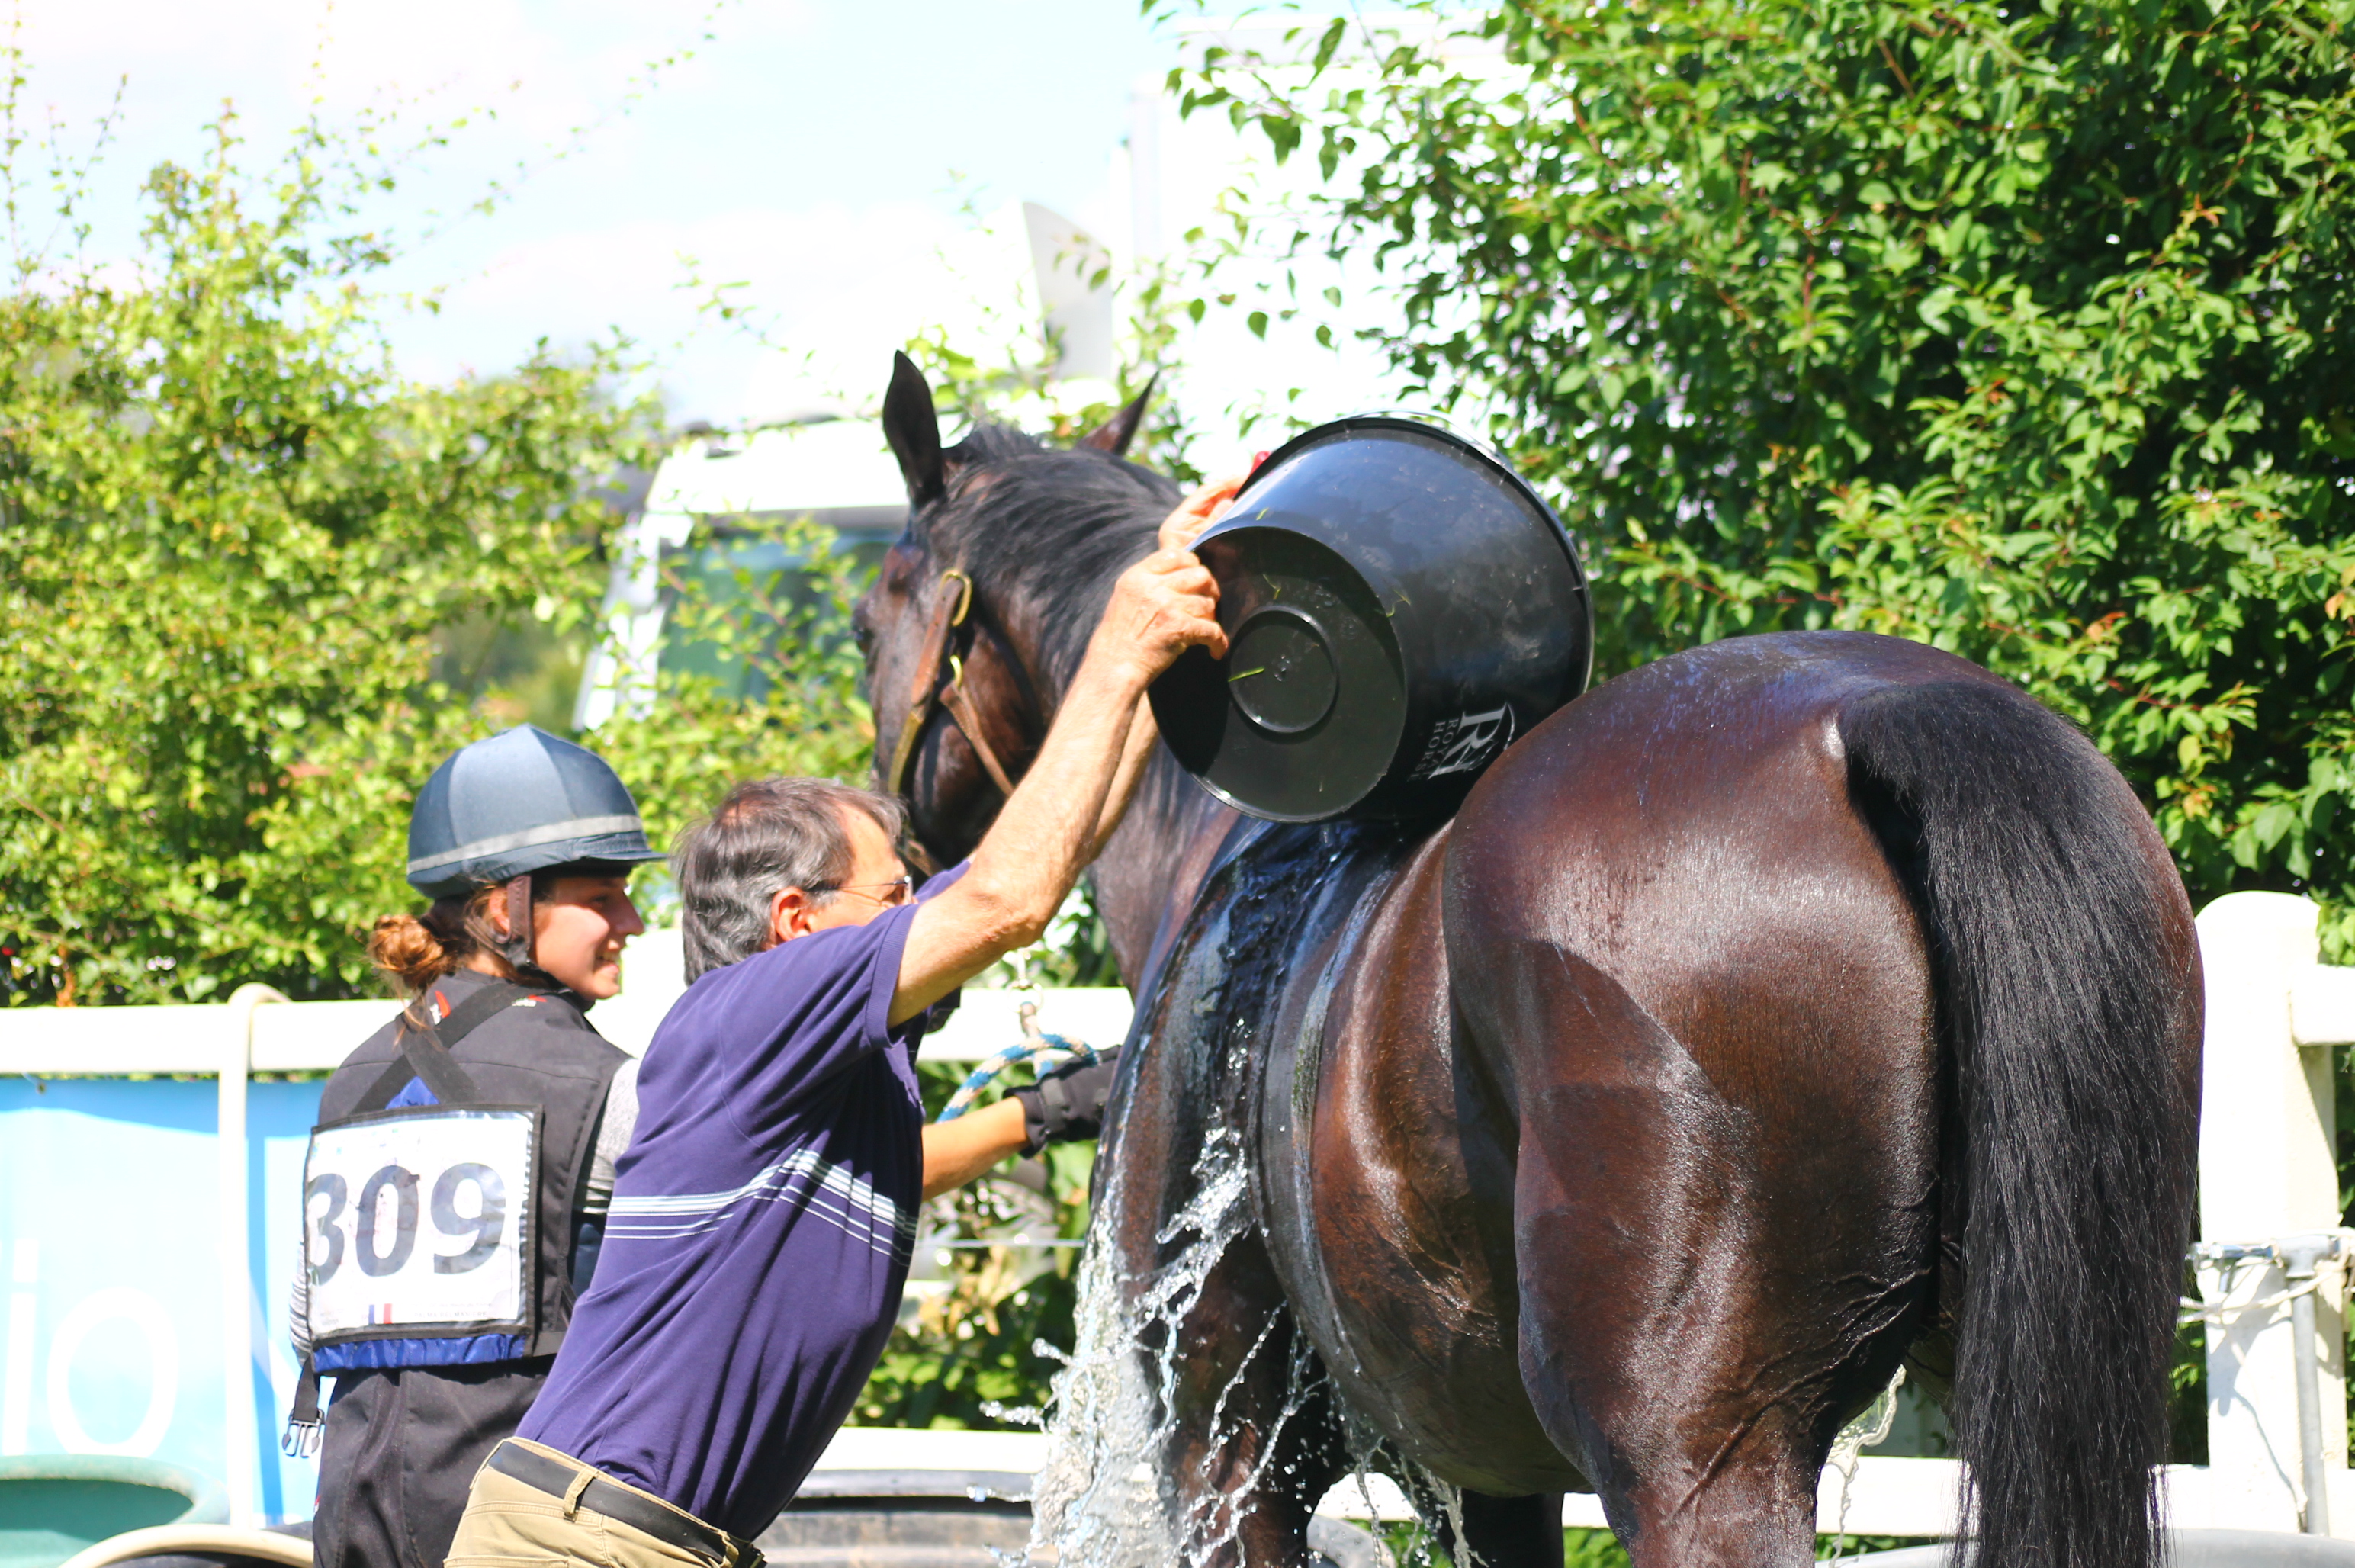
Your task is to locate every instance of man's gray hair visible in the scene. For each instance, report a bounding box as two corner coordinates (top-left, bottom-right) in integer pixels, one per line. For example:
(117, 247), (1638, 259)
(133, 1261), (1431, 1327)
(674, 776), (910, 982)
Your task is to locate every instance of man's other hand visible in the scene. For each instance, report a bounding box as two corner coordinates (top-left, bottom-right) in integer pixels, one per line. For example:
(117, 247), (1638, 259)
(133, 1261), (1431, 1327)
(1090, 548), (1226, 684)
(1011, 1049), (1123, 1153)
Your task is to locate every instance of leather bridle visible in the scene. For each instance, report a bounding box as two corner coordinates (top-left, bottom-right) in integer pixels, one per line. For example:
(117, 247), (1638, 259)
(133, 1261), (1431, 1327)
(879, 567), (1028, 803)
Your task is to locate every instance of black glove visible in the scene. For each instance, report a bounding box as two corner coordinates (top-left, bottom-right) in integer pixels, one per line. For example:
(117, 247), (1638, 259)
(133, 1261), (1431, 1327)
(1010, 1047), (1122, 1153)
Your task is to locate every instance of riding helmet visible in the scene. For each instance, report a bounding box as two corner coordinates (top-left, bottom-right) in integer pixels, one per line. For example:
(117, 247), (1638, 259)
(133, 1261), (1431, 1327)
(406, 725), (666, 898)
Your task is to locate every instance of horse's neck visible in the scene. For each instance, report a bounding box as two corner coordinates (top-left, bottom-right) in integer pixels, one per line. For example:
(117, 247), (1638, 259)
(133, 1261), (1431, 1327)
(1089, 747), (1239, 992)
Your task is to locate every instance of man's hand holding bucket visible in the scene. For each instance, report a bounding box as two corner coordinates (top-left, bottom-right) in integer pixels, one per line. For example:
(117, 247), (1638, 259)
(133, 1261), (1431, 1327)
(1158, 472), (1247, 555)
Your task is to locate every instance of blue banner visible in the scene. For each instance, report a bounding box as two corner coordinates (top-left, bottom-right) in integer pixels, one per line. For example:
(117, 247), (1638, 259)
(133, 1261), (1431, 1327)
(0, 1078), (326, 1524)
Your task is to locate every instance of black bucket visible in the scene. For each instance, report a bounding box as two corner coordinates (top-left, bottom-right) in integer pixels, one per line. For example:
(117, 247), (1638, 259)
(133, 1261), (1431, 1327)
(1149, 415), (1592, 823)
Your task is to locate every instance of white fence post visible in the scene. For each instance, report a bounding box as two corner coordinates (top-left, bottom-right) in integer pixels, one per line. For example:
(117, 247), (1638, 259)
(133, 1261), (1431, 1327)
(2194, 892), (2348, 1532)
(219, 983), (287, 1528)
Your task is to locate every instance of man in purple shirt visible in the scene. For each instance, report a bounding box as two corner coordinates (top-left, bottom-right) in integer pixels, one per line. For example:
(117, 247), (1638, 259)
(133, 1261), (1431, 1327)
(443, 496), (1232, 1568)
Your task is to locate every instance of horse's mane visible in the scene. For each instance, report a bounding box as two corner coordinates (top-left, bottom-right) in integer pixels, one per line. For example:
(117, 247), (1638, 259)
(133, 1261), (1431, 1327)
(923, 421), (1180, 691)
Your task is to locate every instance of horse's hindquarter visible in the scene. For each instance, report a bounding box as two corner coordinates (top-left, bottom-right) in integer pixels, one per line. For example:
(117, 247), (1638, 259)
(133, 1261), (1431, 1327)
(1444, 634), (1952, 1538)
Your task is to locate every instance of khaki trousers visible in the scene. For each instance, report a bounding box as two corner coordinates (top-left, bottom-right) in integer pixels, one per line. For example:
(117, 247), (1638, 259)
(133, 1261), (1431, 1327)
(445, 1438), (753, 1568)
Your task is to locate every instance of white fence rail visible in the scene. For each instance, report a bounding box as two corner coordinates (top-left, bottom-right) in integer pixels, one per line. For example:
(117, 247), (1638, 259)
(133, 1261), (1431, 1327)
(0, 928), (1133, 1072)
(0, 954), (1131, 1527)
(5, 895), (2353, 1538)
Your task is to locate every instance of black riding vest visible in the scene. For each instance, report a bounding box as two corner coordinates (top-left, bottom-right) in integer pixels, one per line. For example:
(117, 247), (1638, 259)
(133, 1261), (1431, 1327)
(311, 969), (625, 1363)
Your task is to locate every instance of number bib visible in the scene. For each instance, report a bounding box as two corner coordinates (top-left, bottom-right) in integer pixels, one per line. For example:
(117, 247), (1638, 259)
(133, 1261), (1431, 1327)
(302, 1105), (540, 1344)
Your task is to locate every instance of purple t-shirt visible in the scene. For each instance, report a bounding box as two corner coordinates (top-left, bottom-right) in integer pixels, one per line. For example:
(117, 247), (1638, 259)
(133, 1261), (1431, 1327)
(519, 867), (963, 1537)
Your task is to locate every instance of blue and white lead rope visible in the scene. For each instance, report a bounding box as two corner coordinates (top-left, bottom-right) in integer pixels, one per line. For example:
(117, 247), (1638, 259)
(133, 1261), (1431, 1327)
(935, 1000), (1100, 1122)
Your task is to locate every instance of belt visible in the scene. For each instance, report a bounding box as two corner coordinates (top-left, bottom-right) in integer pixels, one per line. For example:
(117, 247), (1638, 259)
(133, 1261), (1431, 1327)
(487, 1441), (762, 1568)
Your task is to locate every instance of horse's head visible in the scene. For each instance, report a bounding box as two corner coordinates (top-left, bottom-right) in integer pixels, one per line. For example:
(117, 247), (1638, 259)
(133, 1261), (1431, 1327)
(855, 352), (1178, 868)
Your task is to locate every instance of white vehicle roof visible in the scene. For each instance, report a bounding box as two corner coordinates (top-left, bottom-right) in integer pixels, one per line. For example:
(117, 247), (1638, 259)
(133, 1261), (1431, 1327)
(577, 415), (911, 730)
(648, 415), (908, 534)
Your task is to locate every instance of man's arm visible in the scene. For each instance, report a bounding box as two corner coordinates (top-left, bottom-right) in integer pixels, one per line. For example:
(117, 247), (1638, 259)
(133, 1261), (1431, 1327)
(1087, 702), (1160, 859)
(920, 1100), (1026, 1200)
(1159, 474), (1242, 554)
(890, 538), (1227, 1024)
(917, 1051), (1124, 1199)
(1071, 473), (1241, 855)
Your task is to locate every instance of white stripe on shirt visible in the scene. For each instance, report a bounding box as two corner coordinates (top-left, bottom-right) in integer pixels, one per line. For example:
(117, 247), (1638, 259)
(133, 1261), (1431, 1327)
(606, 1147), (914, 1261)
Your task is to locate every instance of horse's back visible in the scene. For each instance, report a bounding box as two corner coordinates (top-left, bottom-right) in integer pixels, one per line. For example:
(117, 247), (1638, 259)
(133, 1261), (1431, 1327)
(1445, 631), (1953, 1247)
(1452, 630), (1997, 1027)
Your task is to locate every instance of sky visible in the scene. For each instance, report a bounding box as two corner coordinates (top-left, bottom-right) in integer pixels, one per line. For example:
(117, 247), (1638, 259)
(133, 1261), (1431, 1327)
(10, 0), (1183, 424)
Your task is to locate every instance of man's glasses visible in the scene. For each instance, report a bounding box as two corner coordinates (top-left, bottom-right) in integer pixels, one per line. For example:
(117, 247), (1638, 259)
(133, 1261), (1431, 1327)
(814, 876), (914, 908)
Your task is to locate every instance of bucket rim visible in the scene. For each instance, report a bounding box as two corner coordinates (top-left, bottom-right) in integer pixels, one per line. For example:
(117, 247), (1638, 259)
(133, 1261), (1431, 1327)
(1242, 412), (1566, 541)
(1233, 410), (1595, 702)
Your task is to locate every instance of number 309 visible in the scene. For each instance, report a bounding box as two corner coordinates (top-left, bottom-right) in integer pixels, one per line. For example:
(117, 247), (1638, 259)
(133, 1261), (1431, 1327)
(306, 1162), (506, 1284)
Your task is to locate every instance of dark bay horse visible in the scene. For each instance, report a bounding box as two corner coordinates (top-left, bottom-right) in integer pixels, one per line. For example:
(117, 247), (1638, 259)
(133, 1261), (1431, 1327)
(853, 355), (2202, 1568)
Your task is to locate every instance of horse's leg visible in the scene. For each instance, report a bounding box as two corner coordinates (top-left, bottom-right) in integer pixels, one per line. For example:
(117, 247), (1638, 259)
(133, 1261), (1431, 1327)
(1483, 953), (1871, 1567)
(1154, 1237), (1351, 1566)
(1447, 1490), (1567, 1568)
(1386, 1461), (1566, 1568)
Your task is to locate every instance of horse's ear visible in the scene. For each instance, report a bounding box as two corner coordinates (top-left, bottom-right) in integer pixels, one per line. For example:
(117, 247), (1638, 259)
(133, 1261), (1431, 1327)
(1078, 372), (1158, 457)
(883, 351), (946, 510)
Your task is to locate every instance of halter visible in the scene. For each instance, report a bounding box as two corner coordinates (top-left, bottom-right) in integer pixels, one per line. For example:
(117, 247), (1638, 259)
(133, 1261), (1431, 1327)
(880, 567), (1026, 803)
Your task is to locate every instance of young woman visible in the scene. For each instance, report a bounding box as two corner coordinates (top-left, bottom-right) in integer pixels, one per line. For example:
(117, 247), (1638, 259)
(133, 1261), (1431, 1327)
(288, 725), (664, 1568)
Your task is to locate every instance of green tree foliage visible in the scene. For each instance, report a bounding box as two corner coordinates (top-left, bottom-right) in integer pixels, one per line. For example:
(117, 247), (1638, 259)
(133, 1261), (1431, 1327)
(0, 116), (654, 1004)
(1174, 0), (2355, 942)
(0, 105), (871, 1005)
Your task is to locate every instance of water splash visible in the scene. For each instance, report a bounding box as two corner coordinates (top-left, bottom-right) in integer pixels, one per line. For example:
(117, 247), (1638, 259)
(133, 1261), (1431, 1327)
(979, 1400), (1045, 1429)
(1026, 824), (1477, 1567)
(1026, 1071), (1468, 1565)
(1028, 1099), (1261, 1566)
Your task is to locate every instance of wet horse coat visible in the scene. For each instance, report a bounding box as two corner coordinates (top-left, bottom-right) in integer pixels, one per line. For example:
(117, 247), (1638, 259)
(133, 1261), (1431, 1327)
(856, 356), (2202, 1568)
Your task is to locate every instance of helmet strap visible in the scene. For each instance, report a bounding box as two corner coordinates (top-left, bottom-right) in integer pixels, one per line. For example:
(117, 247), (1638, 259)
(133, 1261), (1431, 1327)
(502, 873), (535, 974)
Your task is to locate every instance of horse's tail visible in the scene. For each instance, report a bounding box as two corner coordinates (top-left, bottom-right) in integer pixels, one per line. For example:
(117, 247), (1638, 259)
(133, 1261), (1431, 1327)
(1839, 679), (2198, 1568)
